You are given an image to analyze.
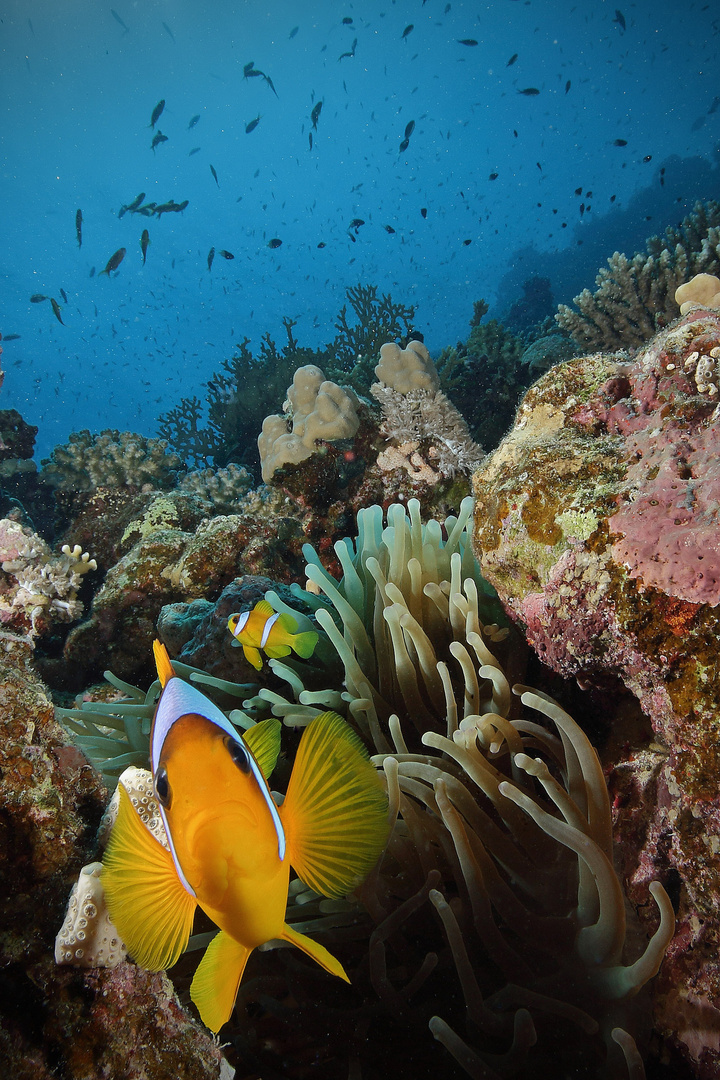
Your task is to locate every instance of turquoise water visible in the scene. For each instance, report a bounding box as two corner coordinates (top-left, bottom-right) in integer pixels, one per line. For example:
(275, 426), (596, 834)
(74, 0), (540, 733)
(1, 0), (718, 456)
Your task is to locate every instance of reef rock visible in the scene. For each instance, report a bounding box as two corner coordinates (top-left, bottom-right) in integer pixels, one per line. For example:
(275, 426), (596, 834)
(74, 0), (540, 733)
(472, 307), (720, 1075)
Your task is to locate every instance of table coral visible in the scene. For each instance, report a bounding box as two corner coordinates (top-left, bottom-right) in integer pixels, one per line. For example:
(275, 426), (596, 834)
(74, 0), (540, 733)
(472, 306), (720, 1076)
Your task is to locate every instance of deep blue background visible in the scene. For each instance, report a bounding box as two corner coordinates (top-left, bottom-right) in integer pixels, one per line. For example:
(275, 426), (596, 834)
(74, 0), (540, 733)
(1, 0), (718, 458)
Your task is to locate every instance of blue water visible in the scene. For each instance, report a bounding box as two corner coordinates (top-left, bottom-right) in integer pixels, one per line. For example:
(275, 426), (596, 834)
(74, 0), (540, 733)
(1, 0), (718, 459)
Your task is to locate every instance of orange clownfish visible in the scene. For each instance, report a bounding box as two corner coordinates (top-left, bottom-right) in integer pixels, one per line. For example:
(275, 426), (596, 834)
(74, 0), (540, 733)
(227, 598), (318, 670)
(101, 641), (388, 1033)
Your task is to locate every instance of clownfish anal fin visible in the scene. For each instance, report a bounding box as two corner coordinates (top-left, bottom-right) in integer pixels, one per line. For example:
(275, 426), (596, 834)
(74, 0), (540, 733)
(280, 711), (389, 899)
(190, 930), (251, 1032)
(101, 785), (196, 971)
(153, 639), (175, 688)
(243, 718), (282, 780)
(280, 922), (349, 982)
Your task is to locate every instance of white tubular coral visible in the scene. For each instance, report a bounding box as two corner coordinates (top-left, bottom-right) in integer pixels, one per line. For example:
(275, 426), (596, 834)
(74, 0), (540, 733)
(257, 364), (360, 482)
(55, 862), (126, 968)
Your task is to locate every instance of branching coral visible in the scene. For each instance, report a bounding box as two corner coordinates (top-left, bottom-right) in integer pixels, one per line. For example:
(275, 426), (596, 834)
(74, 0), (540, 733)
(177, 463), (253, 513)
(556, 199), (720, 351)
(0, 518), (96, 644)
(41, 429), (182, 491)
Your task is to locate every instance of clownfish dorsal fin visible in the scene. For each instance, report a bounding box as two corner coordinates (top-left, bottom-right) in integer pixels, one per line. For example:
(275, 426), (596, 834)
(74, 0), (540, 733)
(254, 598), (276, 618)
(153, 639), (175, 687)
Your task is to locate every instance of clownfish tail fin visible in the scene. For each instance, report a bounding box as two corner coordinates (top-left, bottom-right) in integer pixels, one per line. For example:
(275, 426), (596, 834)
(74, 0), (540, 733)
(153, 639), (175, 687)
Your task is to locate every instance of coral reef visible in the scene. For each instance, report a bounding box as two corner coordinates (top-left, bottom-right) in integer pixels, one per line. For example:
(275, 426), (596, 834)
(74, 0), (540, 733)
(0, 518), (96, 643)
(158, 285), (418, 473)
(176, 462), (253, 512)
(556, 199), (720, 351)
(676, 271), (720, 314)
(41, 429), (183, 492)
(472, 306), (720, 1076)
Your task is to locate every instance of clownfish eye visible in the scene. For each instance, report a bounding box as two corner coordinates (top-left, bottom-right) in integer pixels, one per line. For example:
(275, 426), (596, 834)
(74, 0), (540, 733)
(225, 735), (251, 774)
(154, 765), (171, 807)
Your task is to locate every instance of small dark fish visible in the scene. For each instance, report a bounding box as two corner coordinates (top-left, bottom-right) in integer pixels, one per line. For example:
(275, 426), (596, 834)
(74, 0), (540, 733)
(2, 334), (21, 341)
(100, 247), (126, 276)
(398, 137), (410, 153)
(420, 207), (427, 218)
(207, 248), (215, 272)
(489, 172), (498, 180)
(174, 199), (189, 212)
(518, 87), (539, 95)
(140, 229), (150, 265)
(268, 238), (282, 248)
(162, 21), (175, 41)
(342, 17), (353, 25)
(111, 9), (129, 33)
(565, 80), (571, 93)
(50, 298), (65, 325)
(643, 155), (652, 162)
(349, 218), (365, 231)
(404, 120), (415, 139)
(708, 96), (720, 115)
(60, 288), (69, 303)
(89, 267), (96, 278)
(691, 116), (706, 132)
(188, 114), (201, 128)
(317, 242), (326, 248)
(210, 163), (219, 187)
(245, 115), (261, 134)
(289, 26), (299, 39)
(309, 132), (313, 150)
(613, 138), (627, 146)
(506, 53), (518, 66)
(119, 191), (145, 218)
(150, 99), (165, 128)
(189, 147), (201, 156)
(243, 61), (256, 78)
(218, 249), (234, 260)
(457, 38), (478, 46)
(311, 101), (323, 129)
(151, 130), (168, 151)
(245, 68), (264, 79)
(75, 208), (83, 247)
(613, 9), (626, 31)
(402, 24), (414, 39)
(348, 233), (356, 244)
(30, 294), (48, 303)
(136, 203), (157, 216)
(610, 194), (617, 202)
(463, 239), (472, 246)
(384, 225), (396, 234)
(264, 74), (278, 97)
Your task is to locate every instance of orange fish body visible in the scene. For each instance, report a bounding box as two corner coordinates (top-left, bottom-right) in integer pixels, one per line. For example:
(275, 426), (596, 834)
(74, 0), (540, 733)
(101, 641), (387, 1032)
(227, 598), (318, 670)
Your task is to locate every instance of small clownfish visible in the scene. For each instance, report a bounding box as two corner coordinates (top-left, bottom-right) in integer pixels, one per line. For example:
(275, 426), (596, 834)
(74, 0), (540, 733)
(101, 642), (388, 1033)
(227, 599), (318, 670)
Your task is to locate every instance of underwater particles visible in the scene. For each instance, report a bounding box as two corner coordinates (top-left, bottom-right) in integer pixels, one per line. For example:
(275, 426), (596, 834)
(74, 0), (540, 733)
(100, 641), (388, 1032)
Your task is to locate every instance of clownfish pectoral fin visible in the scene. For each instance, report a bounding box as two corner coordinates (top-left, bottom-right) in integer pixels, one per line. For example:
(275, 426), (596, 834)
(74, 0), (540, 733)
(280, 922), (349, 983)
(243, 717), (282, 780)
(242, 644), (263, 670)
(280, 712), (390, 900)
(153, 639), (175, 688)
(190, 930), (251, 1032)
(101, 785), (196, 971)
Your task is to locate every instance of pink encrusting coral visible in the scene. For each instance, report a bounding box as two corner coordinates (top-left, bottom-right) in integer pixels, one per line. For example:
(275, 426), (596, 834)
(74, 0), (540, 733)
(472, 307), (720, 1077)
